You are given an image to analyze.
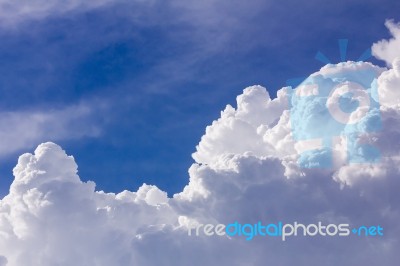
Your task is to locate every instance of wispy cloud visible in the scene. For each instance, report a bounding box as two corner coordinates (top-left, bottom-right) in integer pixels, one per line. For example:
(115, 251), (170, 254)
(0, 103), (101, 158)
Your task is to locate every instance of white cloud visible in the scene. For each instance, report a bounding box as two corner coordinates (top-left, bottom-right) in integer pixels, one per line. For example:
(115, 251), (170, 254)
(192, 85), (287, 165)
(377, 58), (400, 107)
(0, 61), (400, 265)
(0, 103), (100, 158)
(372, 20), (400, 66)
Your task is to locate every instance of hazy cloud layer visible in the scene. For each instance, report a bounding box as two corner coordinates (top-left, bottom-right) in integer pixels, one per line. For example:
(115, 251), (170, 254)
(0, 0), (118, 26)
(0, 103), (100, 158)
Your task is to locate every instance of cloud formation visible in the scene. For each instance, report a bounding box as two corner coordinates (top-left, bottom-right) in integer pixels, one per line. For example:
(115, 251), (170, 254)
(372, 19), (400, 66)
(0, 24), (400, 266)
(377, 58), (400, 107)
(0, 103), (100, 158)
(0, 57), (399, 265)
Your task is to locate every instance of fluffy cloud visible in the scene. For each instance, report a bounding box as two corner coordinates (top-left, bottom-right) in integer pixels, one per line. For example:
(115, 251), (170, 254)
(377, 58), (400, 107)
(192, 85), (287, 165)
(372, 20), (400, 66)
(0, 35), (400, 266)
(0, 142), (178, 265)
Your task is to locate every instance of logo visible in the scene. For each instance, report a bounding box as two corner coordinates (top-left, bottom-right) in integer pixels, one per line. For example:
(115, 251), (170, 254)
(287, 39), (382, 168)
(188, 221), (384, 241)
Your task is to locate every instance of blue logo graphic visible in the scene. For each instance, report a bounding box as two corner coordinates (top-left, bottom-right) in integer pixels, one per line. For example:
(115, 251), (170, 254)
(287, 40), (381, 168)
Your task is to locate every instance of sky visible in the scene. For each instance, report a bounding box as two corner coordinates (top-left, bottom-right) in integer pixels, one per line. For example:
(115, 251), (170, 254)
(0, 0), (400, 265)
(0, 0), (399, 197)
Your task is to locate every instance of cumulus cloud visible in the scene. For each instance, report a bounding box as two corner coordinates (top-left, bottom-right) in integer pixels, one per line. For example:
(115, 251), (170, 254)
(192, 85), (287, 165)
(372, 19), (400, 66)
(377, 58), (400, 107)
(1, 53), (400, 265)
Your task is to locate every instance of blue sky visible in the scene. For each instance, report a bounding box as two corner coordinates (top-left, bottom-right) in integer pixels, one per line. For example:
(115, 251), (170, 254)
(0, 0), (399, 197)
